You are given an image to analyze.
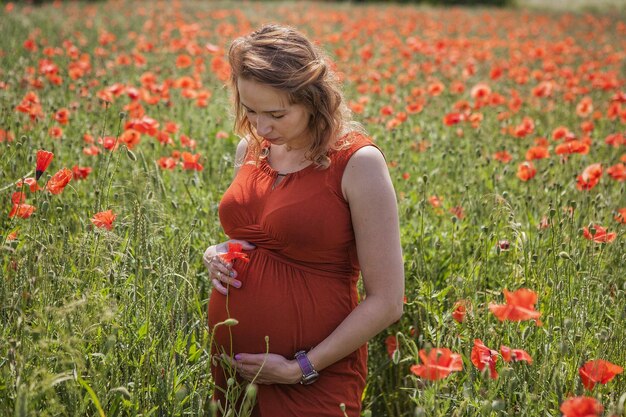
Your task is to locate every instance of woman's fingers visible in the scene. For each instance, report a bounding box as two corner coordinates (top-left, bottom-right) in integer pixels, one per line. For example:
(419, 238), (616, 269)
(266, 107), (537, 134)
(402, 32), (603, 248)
(229, 239), (256, 251)
(205, 240), (253, 293)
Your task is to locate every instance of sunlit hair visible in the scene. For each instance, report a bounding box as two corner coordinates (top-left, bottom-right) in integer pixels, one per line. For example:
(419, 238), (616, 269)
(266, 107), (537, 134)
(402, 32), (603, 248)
(228, 24), (363, 168)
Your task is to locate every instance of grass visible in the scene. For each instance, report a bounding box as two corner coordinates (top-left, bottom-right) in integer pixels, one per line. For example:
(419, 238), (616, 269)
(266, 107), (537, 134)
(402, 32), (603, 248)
(1, 1), (625, 416)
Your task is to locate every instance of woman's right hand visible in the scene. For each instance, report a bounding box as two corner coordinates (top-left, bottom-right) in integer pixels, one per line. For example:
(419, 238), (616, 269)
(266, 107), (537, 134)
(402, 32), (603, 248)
(203, 239), (255, 295)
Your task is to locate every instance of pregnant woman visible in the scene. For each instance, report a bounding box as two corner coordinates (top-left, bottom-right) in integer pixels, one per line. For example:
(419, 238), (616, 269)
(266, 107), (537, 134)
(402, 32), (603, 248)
(203, 24), (404, 417)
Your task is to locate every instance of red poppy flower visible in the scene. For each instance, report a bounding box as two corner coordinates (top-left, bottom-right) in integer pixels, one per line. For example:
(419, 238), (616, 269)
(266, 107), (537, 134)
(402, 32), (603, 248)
(385, 335), (398, 358)
(575, 97), (593, 118)
(83, 145), (101, 156)
(493, 150), (512, 163)
(500, 345), (533, 364)
(410, 348), (463, 381)
(517, 161), (537, 181)
(220, 242), (250, 264)
(7, 230), (18, 242)
(428, 195), (443, 208)
(579, 359), (623, 390)
(552, 126), (574, 141)
(471, 339), (498, 379)
(605, 133), (625, 147)
(555, 140), (589, 155)
(525, 146), (550, 161)
(16, 178), (41, 192)
(449, 206), (464, 220)
(576, 163), (602, 191)
(119, 129), (142, 149)
(443, 112), (464, 126)
(54, 108), (70, 125)
(452, 300), (468, 323)
(49, 126), (63, 139)
(560, 396), (603, 417)
(0, 128), (14, 143)
(157, 157), (177, 170)
(513, 117), (535, 138)
(9, 203), (36, 219)
(11, 191), (26, 205)
(46, 168), (72, 195)
(181, 152), (203, 171)
(72, 165), (92, 180)
(36, 150), (54, 180)
(91, 210), (117, 230)
(607, 163), (626, 181)
(615, 208), (626, 224)
(489, 288), (542, 324)
(583, 225), (616, 243)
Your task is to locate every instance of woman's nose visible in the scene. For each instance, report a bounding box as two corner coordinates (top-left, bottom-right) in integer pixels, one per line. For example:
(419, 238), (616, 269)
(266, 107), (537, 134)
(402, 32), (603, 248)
(255, 115), (272, 136)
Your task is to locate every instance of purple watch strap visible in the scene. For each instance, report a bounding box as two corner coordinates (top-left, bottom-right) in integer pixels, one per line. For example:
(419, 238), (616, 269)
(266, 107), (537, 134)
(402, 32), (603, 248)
(295, 351), (314, 375)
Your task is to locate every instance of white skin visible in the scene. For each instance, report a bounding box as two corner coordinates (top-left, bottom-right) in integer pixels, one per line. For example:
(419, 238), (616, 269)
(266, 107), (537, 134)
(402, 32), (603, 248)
(203, 78), (404, 384)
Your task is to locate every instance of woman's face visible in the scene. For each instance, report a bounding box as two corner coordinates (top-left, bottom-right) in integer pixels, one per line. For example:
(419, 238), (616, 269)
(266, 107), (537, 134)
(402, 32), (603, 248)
(237, 78), (311, 149)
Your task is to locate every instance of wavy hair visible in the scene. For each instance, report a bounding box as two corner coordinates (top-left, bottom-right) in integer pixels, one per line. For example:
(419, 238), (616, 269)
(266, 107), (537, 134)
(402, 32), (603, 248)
(228, 24), (362, 168)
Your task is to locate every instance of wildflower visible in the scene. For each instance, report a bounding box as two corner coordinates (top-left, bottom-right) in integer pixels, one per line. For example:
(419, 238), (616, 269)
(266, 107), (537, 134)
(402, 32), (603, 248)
(0, 128), (14, 142)
(49, 126), (63, 139)
(471, 339), (498, 379)
(72, 165), (92, 180)
(449, 206), (464, 220)
(36, 150), (54, 180)
(576, 163), (602, 191)
(615, 208), (626, 224)
(54, 108), (70, 125)
(525, 146), (550, 161)
(83, 145), (101, 156)
(452, 300), (468, 323)
(497, 240), (510, 251)
(16, 178), (41, 192)
(119, 129), (141, 149)
(489, 288), (542, 324)
(583, 225), (616, 243)
(91, 210), (116, 230)
(410, 348), (463, 381)
(220, 242), (250, 264)
(9, 203), (35, 219)
(579, 359), (623, 390)
(493, 150), (512, 163)
(158, 157), (177, 170)
(428, 195), (443, 208)
(517, 161), (537, 181)
(560, 396), (603, 417)
(555, 140), (589, 155)
(500, 345), (533, 364)
(443, 112), (464, 126)
(181, 152), (203, 171)
(385, 335), (398, 358)
(575, 97), (593, 118)
(607, 163), (626, 181)
(46, 168), (72, 195)
(513, 116), (535, 138)
(7, 230), (18, 241)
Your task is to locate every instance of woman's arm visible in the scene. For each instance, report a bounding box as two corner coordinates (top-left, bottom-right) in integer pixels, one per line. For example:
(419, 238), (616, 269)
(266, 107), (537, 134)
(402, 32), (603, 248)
(203, 137), (253, 295)
(230, 145), (404, 384)
(305, 145), (405, 371)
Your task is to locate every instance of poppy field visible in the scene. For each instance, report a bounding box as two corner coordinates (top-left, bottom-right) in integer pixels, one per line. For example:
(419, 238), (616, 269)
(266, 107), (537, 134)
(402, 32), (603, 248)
(1, 1), (625, 416)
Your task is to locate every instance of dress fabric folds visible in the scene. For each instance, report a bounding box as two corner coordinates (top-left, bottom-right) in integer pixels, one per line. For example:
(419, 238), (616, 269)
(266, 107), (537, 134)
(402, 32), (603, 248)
(209, 133), (379, 417)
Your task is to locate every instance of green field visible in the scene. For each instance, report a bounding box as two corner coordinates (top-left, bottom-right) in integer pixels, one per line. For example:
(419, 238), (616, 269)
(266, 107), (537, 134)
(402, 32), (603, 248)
(1, 1), (624, 416)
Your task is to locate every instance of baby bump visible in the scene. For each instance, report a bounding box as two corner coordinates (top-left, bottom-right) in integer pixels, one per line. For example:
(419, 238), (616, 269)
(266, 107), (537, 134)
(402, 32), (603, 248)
(208, 250), (357, 358)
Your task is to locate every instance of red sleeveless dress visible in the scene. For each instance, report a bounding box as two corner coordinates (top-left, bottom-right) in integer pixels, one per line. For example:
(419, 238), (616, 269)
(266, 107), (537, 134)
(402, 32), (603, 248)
(209, 133), (377, 417)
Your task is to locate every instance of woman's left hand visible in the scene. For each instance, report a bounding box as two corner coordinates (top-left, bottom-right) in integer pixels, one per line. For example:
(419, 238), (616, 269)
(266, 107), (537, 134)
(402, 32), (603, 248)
(222, 353), (302, 385)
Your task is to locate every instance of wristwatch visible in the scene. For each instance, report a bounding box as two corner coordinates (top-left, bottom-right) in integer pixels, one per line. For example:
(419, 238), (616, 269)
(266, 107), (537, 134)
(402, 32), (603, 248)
(294, 350), (319, 385)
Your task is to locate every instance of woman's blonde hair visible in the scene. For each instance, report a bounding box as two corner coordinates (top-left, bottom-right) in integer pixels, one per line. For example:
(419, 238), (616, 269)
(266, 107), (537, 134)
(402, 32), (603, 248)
(228, 24), (361, 168)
